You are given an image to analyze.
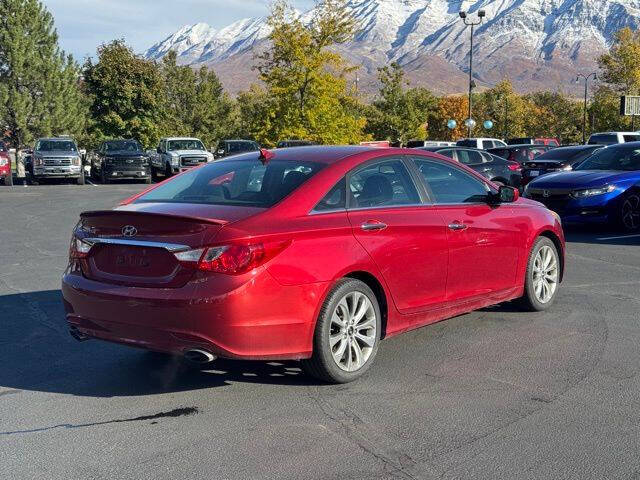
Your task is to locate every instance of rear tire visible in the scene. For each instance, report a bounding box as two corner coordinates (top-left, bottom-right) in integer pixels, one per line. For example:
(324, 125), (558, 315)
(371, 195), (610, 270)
(100, 168), (108, 184)
(518, 237), (560, 312)
(301, 279), (381, 383)
(617, 190), (640, 232)
(164, 163), (172, 178)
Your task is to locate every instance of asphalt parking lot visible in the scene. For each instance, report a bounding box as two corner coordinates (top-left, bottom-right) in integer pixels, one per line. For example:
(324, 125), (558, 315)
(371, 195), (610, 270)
(1, 183), (640, 480)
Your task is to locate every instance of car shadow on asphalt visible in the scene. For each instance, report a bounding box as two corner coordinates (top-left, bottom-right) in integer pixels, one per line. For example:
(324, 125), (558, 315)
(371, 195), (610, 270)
(563, 224), (640, 246)
(0, 290), (321, 398)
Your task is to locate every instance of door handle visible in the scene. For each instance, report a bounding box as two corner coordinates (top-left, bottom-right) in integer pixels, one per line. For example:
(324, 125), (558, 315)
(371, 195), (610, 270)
(361, 221), (387, 231)
(448, 222), (468, 231)
(482, 167), (492, 172)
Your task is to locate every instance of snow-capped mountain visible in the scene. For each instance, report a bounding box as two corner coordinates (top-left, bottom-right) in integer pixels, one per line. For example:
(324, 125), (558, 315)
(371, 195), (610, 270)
(144, 0), (640, 94)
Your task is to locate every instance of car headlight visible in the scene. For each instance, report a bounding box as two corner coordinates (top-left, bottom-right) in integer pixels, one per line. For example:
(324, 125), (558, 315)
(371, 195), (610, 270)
(34, 157), (43, 166)
(571, 184), (616, 198)
(72, 156), (81, 166)
(561, 165), (572, 171)
(170, 154), (179, 166)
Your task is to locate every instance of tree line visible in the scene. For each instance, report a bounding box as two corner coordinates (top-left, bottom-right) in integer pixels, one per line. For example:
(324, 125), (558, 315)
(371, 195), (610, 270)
(1, 0), (639, 151)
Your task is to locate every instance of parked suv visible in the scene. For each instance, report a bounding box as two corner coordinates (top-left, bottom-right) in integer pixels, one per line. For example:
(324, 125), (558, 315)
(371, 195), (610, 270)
(89, 139), (151, 184)
(151, 137), (213, 178)
(0, 141), (12, 186)
(30, 137), (84, 184)
(587, 132), (640, 145)
(456, 138), (507, 149)
(215, 139), (260, 158)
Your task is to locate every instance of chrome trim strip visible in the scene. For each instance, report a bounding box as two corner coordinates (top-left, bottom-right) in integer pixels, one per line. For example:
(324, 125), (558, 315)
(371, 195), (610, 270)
(82, 238), (191, 252)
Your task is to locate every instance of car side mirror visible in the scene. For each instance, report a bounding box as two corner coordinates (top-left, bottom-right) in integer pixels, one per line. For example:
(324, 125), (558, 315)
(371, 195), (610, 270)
(217, 149), (225, 155)
(498, 185), (519, 203)
(156, 147), (162, 154)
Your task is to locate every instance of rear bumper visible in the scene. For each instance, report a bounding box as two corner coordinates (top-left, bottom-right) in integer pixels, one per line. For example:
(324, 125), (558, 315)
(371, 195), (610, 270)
(61, 269), (328, 360)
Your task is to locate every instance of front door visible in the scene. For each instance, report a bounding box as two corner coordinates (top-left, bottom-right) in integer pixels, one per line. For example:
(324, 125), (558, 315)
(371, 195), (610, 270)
(346, 157), (449, 315)
(410, 157), (520, 302)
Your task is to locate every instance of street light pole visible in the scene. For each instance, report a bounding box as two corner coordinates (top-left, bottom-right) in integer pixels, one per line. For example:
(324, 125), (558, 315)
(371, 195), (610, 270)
(459, 10), (485, 137)
(576, 72), (597, 144)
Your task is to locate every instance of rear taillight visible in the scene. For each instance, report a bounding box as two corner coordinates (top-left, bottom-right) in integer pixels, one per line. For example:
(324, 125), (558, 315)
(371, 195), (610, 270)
(507, 162), (521, 171)
(175, 241), (290, 275)
(69, 236), (91, 259)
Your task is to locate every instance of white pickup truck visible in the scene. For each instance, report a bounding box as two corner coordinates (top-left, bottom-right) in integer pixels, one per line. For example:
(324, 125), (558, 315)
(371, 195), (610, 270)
(150, 137), (214, 178)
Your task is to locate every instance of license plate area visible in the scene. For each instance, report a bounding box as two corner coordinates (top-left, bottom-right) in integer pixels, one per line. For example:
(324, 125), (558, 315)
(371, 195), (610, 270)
(91, 244), (178, 279)
(529, 170), (539, 177)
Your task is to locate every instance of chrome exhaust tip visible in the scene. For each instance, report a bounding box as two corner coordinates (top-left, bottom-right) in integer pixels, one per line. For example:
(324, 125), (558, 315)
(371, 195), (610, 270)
(183, 349), (216, 364)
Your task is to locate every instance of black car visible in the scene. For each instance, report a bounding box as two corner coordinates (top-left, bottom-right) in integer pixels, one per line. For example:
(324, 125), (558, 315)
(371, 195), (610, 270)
(215, 140), (260, 158)
(417, 146), (522, 187)
(90, 139), (151, 184)
(487, 144), (554, 165)
(277, 140), (315, 148)
(520, 145), (603, 186)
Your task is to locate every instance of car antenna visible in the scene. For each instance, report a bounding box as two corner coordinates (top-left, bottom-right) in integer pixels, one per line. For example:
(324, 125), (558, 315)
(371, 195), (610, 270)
(258, 148), (274, 165)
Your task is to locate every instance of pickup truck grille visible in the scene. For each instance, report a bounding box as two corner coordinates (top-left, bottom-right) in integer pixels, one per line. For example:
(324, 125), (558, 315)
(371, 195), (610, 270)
(44, 157), (71, 166)
(181, 156), (207, 167)
(110, 157), (145, 166)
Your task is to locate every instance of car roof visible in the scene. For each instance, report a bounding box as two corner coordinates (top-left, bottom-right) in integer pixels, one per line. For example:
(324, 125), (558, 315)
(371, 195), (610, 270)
(37, 137), (76, 141)
(163, 137), (202, 141)
(591, 132), (639, 135)
(489, 144), (547, 149)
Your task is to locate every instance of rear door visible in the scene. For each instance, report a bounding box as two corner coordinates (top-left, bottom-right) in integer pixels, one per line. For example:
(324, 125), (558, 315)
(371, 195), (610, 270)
(346, 157), (449, 314)
(410, 157), (520, 301)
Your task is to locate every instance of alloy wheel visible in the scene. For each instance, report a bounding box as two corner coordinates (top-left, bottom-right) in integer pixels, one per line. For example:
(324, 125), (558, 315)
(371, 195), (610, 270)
(329, 291), (377, 372)
(532, 245), (559, 304)
(621, 194), (640, 231)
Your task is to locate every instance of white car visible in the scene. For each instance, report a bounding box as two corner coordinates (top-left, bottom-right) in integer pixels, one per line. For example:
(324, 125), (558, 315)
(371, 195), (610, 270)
(456, 138), (507, 149)
(151, 137), (214, 178)
(587, 132), (640, 145)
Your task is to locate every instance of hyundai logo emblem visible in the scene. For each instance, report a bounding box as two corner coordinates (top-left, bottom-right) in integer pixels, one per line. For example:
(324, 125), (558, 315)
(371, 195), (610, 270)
(122, 225), (138, 237)
(543, 190), (551, 198)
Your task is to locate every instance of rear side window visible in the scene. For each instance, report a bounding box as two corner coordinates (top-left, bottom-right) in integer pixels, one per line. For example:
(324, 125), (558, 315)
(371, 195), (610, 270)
(456, 149), (484, 165)
(456, 139), (476, 148)
(314, 180), (346, 212)
(623, 135), (640, 142)
(349, 159), (420, 209)
(413, 159), (489, 204)
(589, 134), (618, 145)
(136, 159), (325, 207)
(482, 140), (493, 149)
(489, 148), (509, 159)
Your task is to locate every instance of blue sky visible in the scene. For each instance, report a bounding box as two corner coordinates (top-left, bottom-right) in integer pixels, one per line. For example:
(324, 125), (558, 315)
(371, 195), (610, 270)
(43, 0), (315, 62)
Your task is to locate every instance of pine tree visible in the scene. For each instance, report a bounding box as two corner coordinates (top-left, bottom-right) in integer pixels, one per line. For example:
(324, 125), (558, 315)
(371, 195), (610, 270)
(0, 0), (86, 148)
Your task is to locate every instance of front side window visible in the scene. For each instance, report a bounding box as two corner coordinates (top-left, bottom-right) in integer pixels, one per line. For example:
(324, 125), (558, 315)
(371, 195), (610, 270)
(349, 159), (420, 209)
(413, 158), (490, 204)
(136, 159), (325, 207)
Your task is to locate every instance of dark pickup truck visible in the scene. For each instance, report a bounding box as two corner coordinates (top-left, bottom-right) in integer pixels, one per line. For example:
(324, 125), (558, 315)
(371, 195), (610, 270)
(89, 139), (151, 184)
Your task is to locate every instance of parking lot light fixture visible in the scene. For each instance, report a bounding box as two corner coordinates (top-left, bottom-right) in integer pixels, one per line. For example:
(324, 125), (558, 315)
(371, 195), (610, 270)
(576, 72), (597, 144)
(459, 10), (486, 136)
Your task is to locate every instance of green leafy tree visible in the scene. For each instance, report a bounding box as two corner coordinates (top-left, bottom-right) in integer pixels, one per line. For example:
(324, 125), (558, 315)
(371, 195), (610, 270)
(589, 85), (631, 132)
(598, 27), (640, 95)
(0, 0), (86, 148)
(161, 51), (236, 149)
(83, 40), (164, 148)
(523, 91), (582, 144)
(366, 63), (437, 144)
(252, 0), (366, 146)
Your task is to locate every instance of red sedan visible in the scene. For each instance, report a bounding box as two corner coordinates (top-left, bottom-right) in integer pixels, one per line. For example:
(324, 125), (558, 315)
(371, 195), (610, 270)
(62, 146), (565, 383)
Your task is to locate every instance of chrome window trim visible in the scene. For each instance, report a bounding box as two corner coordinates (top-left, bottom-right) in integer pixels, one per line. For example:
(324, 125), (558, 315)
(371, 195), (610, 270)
(309, 207), (347, 216)
(82, 238), (191, 252)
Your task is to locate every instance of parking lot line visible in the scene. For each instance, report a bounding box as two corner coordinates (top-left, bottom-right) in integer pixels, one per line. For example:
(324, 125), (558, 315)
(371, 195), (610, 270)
(597, 234), (640, 241)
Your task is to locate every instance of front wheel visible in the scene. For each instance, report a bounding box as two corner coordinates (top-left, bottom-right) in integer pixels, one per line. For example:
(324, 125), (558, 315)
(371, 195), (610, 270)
(617, 191), (640, 232)
(519, 237), (560, 311)
(301, 279), (381, 383)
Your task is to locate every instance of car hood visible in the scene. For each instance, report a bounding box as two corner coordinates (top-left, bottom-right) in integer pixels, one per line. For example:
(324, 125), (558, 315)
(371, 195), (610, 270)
(528, 170), (639, 188)
(35, 150), (78, 157)
(104, 150), (147, 157)
(168, 150), (210, 156)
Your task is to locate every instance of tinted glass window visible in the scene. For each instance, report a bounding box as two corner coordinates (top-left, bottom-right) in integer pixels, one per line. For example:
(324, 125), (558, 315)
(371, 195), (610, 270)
(623, 135), (640, 142)
(537, 147), (595, 161)
(413, 159), (489, 203)
(456, 140), (476, 148)
(227, 141), (259, 153)
(406, 140), (425, 148)
(136, 159), (325, 207)
(588, 134), (618, 145)
(482, 140), (493, 149)
(436, 149), (454, 158)
(507, 138), (531, 145)
(576, 146), (640, 171)
(349, 159), (420, 209)
(314, 179), (346, 212)
(488, 148), (509, 159)
(456, 149), (484, 165)
(36, 140), (77, 152)
(167, 139), (205, 151)
(104, 140), (142, 152)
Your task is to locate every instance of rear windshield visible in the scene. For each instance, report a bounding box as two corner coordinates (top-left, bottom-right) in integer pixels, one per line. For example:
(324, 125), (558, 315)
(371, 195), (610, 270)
(406, 140), (426, 148)
(104, 140), (142, 152)
(588, 134), (618, 145)
(226, 141), (259, 153)
(536, 147), (597, 161)
(456, 140), (476, 147)
(136, 159), (326, 207)
(507, 138), (531, 145)
(36, 140), (77, 152)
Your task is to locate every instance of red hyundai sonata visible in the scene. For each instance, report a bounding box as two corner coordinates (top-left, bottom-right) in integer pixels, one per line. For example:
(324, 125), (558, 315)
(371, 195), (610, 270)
(62, 146), (565, 383)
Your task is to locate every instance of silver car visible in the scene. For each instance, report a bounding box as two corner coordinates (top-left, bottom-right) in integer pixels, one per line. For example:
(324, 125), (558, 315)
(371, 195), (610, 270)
(30, 137), (84, 185)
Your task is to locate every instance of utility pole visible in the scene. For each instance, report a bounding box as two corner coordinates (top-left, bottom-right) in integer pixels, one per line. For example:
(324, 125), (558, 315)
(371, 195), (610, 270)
(459, 9), (486, 137)
(576, 72), (597, 144)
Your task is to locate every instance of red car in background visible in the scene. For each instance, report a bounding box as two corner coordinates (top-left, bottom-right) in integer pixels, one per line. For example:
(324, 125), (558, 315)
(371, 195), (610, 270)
(62, 146), (565, 383)
(0, 141), (12, 186)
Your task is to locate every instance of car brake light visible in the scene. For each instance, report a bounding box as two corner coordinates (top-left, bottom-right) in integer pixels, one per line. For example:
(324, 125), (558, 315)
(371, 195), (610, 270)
(70, 236), (92, 259)
(507, 162), (521, 171)
(175, 241), (290, 275)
